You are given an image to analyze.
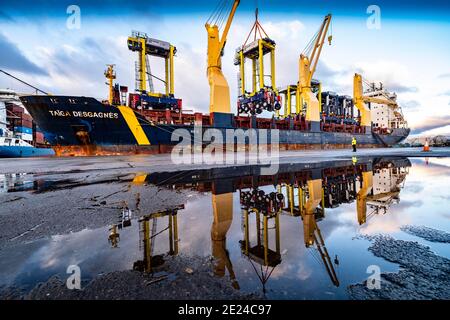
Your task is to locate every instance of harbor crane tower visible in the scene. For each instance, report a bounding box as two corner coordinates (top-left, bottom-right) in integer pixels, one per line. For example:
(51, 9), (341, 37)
(205, 0), (240, 126)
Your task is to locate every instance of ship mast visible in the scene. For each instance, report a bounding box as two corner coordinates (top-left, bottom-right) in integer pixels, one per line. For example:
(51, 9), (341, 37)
(104, 64), (116, 105)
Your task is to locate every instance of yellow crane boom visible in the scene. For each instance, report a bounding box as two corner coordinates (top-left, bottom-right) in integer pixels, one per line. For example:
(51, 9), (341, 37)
(298, 14), (332, 132)
(205, 0), (240, 115)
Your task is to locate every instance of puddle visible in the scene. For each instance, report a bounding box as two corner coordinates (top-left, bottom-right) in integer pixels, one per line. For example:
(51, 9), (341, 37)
(0, 157), (449, 299)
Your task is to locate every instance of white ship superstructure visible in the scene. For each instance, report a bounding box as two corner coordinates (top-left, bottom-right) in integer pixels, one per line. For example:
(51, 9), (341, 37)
(365, 83), (408, 131)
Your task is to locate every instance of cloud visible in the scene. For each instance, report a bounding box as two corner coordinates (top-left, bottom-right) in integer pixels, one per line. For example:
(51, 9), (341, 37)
(0, 33), (47, 75)
(438, 72), (450, 79)
(0, 11), (14, 22)
(413, 124), (450, 137)
(439, 90), (450, 96)
(386, 83), (418, 93)
(399, 99), (421, 110)
(353, 61), (419, 93)
(410, 115), (450, 134)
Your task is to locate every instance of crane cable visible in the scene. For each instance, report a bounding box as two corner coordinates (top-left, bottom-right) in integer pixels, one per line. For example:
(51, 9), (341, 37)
(0, 69), (48, 95)
(207, 0), (232, 30)
(302, 16), (333, 58)
(302, 28), (320, 57)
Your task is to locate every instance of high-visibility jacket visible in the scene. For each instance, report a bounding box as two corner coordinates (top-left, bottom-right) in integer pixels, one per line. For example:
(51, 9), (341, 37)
(352, 138), (357, 146)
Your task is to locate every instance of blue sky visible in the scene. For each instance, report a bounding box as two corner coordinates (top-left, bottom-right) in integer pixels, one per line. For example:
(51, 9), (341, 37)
(0, 0), (450, 136)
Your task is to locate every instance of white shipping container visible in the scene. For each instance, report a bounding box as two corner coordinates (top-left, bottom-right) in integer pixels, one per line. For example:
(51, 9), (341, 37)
(20, 133), (33, 141)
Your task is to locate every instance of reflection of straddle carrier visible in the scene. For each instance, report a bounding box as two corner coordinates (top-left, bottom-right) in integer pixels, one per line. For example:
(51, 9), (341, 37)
(133, 206), (182, 273)
(239, 188), (282, 294)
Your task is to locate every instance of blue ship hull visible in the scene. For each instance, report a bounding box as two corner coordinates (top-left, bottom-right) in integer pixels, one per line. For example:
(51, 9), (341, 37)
(0, 145), (55, 158)
(19, 95), (410, 156)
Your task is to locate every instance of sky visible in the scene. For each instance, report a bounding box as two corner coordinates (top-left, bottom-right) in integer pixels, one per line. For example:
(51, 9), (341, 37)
(0, 0), (449, 136)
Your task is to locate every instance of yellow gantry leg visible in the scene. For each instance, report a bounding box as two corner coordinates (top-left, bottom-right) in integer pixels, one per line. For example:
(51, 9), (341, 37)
(240, 51), (245, 96)
(263, 215), (269, 265)
(258, 40), (264, 90)
(143, 219), (151, 272)
(270, 48), (276, 89)
(169, 46), (175, 95)
(165, 57), (169, 96)
(139, 38), (147, 93)
(173, 214), (179, 255)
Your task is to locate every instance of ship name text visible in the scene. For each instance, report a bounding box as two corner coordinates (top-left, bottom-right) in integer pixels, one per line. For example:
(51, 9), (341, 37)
(49, 110), (119, 119)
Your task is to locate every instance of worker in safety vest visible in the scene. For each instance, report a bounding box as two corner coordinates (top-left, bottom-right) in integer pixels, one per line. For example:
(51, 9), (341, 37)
(352, 137), (357, 152)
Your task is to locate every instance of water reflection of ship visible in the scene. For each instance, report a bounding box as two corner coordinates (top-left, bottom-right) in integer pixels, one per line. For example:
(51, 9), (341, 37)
(365, 161), (409, 220)
(108, 157), (411, 289)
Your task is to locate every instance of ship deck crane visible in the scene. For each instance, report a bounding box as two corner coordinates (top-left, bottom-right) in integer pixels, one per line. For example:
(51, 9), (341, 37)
(353, 73), (398, 134)
(206, 0), (240, 125)
(104, 64), (116, 105)
(298, 14), (333, 132)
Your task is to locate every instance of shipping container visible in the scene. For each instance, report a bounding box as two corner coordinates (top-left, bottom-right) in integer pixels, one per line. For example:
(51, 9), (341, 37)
(21, 113), (33, 122)
(19, 133), (33, 141)
(6, 104), (24, 115)
(14, 126), (33, 134)
(10, 119), (33, 128)
(35, 132), (45, 144)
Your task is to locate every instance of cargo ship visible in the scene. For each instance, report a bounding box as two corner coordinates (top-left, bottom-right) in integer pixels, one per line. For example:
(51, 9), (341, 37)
(17, 4), (409, 156)
(0, 89), (55, 158)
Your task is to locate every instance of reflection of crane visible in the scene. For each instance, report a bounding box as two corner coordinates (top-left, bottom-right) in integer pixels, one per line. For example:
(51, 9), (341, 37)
(298, 14), (332, 132)
(277, 178), (339, 287)
(353, 73), (398, 133)
(205, 0), (240, 115)
(211, 192), (240, 289)
(300, 179), (339, 287)
(356, 171), (373, 225)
